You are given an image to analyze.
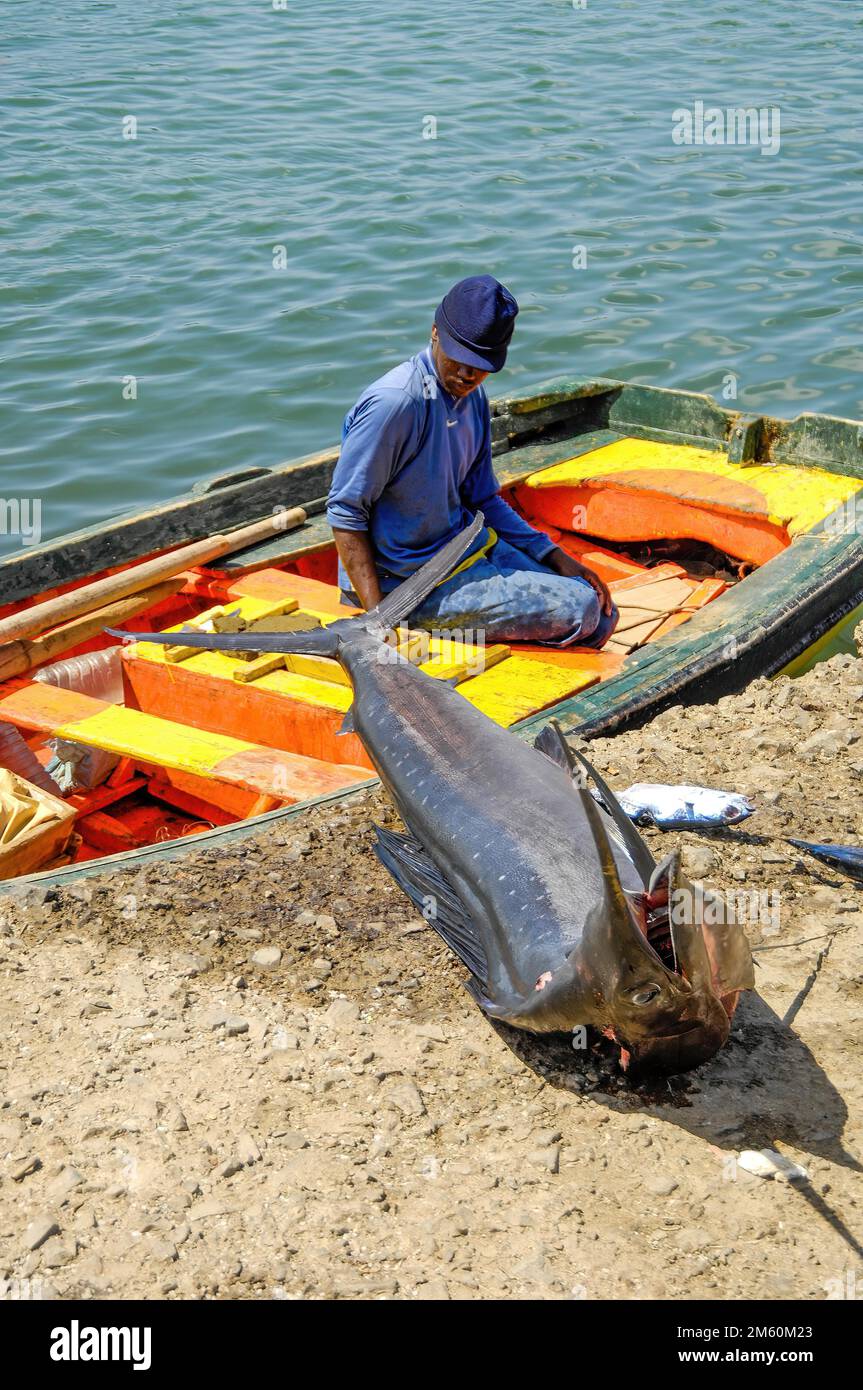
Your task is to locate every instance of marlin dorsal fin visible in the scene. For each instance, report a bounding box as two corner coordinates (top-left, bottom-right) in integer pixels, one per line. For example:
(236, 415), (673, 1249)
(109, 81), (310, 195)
(533, 719), (576, 775)
(535, 721), (656, 888)
(569, 744), (656, 888)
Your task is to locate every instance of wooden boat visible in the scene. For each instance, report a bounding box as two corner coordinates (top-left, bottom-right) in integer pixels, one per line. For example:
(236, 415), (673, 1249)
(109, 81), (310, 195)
(1, 375), (862, 888)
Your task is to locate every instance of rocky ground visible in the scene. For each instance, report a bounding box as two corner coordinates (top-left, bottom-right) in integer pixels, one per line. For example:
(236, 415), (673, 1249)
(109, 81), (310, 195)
(1, 650), (862, 1302)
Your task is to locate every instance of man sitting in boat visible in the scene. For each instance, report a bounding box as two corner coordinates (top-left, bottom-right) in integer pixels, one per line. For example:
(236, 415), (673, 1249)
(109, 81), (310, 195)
(326, 275), (618, 647)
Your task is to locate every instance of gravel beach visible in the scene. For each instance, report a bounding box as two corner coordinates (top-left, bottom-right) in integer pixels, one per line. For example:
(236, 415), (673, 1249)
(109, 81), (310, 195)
(1, 651), (861, 1301)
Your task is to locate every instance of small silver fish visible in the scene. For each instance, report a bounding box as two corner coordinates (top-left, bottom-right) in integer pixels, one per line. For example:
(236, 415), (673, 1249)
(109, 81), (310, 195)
(599, 783), (755, 829)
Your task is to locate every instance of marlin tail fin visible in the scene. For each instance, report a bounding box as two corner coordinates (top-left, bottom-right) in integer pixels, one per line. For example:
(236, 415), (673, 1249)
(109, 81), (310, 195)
(104, 621), (343, 659)
(107, 514), (486, 657)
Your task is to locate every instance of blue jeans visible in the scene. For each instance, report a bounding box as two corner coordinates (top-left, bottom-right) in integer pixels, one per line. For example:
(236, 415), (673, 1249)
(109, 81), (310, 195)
(343, 538), (618, 648)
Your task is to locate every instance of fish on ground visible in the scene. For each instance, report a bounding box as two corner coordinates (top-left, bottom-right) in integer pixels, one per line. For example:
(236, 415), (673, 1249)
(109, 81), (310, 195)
(594, 783), (755, 829)
(109, 516), (755, 1075)
(788, 840), (863, 881)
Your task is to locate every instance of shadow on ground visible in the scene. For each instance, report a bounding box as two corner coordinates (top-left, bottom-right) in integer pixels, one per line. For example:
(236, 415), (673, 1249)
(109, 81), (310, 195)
(494, 990), (862, 1257)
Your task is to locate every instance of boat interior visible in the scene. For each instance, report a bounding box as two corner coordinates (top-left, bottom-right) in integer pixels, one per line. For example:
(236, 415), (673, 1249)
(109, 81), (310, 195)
(0, 432), (858, 876)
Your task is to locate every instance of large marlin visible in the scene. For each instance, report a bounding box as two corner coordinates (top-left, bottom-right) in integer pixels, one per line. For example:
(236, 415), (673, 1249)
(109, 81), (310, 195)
(110, 515), (754, 1074)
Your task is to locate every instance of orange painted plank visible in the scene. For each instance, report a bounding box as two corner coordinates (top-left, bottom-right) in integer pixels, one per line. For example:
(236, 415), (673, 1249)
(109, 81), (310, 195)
(556, 535), (652, 583)
(146, 773), (251, 824)
(0, 681), (105, 731)
(511, 646), (626, 679)
(143, 766), (271, 819)
(0, 679), (370, 803)
(77, 810), (144, 853)
(122, 655), (373, 771)
(182, 567), (357, 617)
(228, 569), (358, 617)
(608, 562), (689, 594)
(67, 777), (147, 816)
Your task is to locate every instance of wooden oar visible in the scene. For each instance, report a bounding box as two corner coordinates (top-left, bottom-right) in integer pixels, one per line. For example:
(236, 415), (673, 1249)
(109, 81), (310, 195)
(0, 509), (307, 646)
(0, 577), (187, 682)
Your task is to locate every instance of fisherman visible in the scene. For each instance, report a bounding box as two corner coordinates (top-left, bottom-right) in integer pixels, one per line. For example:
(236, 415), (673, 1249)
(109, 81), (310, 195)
(326, 275), (618, 647)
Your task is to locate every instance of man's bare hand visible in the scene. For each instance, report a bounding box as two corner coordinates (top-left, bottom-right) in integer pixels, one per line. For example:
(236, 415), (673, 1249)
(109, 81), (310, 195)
(545, 546), (615, 617)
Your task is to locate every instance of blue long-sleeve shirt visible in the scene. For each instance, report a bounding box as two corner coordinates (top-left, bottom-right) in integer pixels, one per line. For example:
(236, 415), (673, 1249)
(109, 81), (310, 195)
(326, 346), (556, 592)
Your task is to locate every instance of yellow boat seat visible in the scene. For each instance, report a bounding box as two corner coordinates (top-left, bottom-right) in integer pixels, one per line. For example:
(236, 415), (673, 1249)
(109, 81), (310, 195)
(0, 681), (370, 803)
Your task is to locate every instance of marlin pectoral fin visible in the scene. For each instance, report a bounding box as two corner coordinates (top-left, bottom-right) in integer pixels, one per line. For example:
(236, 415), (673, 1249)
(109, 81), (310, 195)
(463, 976), (499, 1013)
(373, 826), (489, 986)
(337, 708), (356, 736)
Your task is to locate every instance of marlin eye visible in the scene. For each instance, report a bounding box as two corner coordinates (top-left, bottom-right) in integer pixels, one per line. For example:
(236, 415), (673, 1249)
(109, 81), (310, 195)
(630, 984), (661, 1006)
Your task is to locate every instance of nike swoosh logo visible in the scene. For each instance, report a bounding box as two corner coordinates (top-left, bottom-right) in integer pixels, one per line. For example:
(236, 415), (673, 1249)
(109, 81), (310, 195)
(446, 419), (458, 427)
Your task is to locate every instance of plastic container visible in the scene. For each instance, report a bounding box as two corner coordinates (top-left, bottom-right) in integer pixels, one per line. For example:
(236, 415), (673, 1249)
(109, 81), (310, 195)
(0, 721), (63, 796)
(33, 647), (124, 704)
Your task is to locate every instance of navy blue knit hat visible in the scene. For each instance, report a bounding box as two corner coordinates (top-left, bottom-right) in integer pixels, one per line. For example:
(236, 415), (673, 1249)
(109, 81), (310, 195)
(434, 275), (519, 372)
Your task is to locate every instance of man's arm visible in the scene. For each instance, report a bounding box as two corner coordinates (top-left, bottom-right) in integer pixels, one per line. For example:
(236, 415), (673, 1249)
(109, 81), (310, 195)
(460, 401), (614, 615)
(332, 529), (383, 611)
(326, 388), (419, 609)
(460, 405), (559, 562)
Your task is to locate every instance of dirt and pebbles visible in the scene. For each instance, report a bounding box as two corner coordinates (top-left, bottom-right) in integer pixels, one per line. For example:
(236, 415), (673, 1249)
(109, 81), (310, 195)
(1, 650), (862, 1302)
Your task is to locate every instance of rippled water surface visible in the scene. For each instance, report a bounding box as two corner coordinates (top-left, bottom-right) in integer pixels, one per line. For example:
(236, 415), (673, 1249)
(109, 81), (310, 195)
(3, 0), (863, 552)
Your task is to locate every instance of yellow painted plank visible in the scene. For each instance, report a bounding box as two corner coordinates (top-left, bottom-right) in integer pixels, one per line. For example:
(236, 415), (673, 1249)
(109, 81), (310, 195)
(456, 655), (599, 726)
(166, 649), (243, 680)
(283, 653), (351, 686)
(422, 642), (511, 683)
(55, 704), (262, 778)
(254, 669), (354, 713)
(524, 437), (860, 535)
(148, 646), (352, 699)
(232, 653), (286, 682)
